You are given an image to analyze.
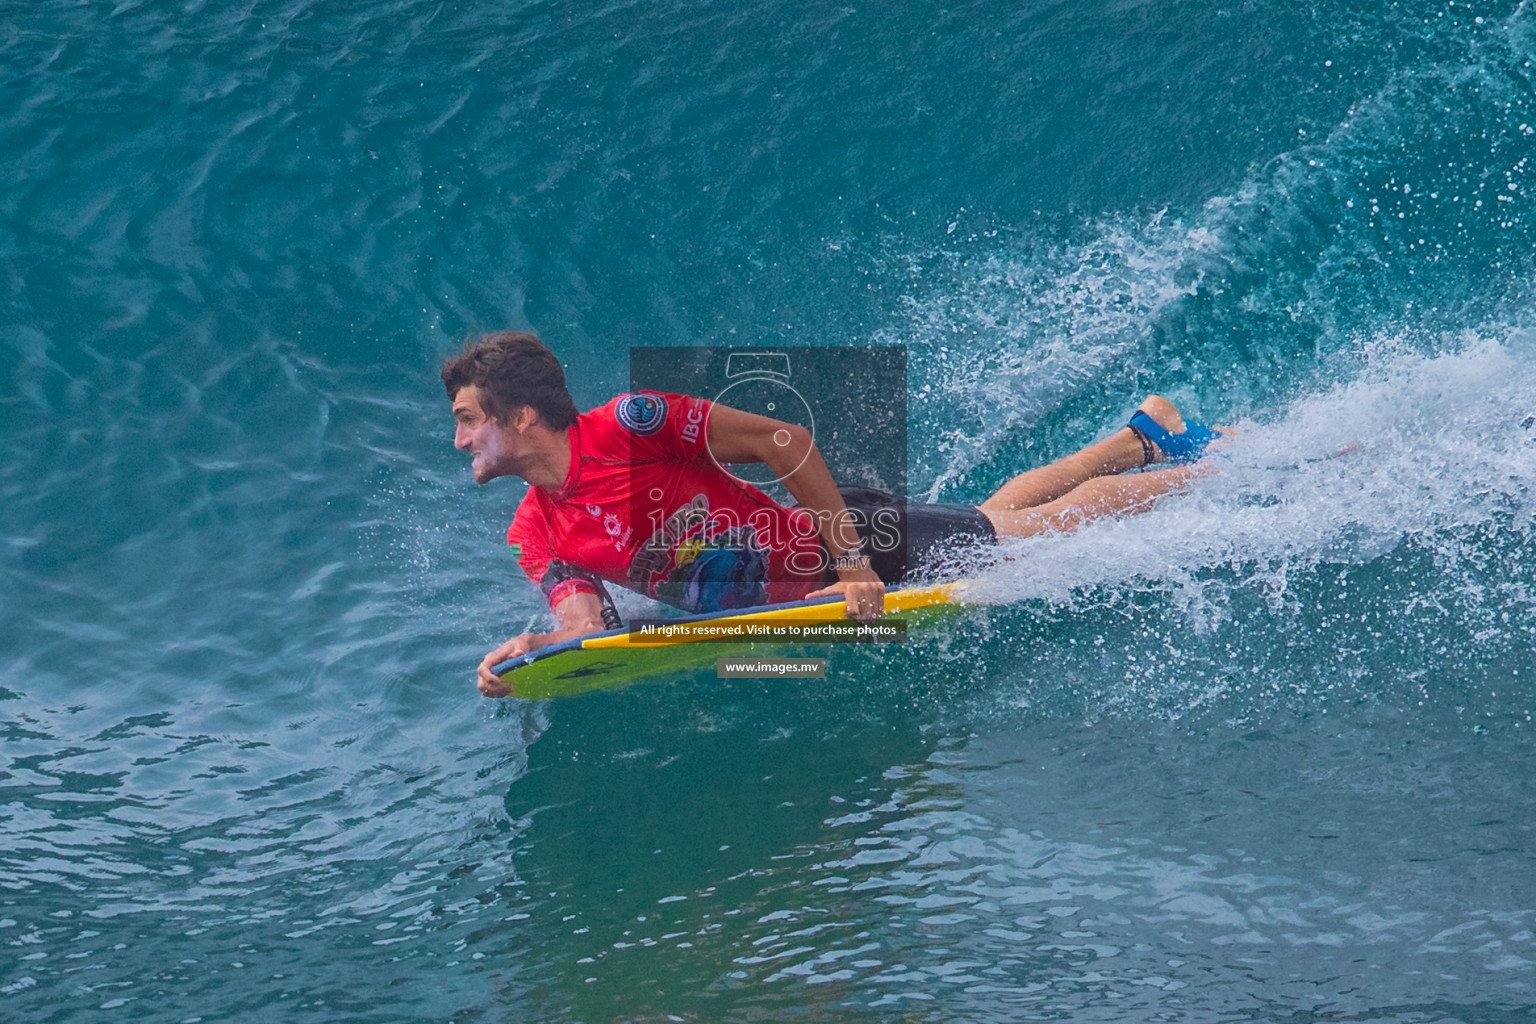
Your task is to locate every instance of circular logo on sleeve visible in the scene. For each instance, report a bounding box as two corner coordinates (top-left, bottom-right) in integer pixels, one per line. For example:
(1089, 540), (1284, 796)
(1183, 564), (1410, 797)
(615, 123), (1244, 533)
(615, 392), (668, 435)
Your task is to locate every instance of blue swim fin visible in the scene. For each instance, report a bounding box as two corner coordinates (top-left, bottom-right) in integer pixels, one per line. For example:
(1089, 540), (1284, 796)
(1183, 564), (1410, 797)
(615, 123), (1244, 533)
(1128, 410), (1220, 465)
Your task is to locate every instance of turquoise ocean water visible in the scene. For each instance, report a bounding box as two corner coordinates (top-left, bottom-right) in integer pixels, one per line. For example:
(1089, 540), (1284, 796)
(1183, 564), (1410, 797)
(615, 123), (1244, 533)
(4, 0), (1536, 1020)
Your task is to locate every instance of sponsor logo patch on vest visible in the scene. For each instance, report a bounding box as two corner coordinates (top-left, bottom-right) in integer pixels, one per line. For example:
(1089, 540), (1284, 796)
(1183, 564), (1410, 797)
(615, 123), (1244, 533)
(615, 393), (668, 436)
(681, 406), (704, 442)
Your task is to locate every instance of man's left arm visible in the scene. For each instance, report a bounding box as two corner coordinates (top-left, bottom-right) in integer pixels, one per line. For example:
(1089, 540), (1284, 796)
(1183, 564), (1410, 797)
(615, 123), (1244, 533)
(705, 404), (886, 621)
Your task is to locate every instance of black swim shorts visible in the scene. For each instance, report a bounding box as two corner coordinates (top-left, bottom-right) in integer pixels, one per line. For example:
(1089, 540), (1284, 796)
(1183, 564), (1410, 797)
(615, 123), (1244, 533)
(830, 486), (997, 585)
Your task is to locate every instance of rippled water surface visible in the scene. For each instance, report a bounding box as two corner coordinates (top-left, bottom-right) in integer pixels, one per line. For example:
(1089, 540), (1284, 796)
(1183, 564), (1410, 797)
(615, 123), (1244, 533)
(4, 0), (1536, 1021)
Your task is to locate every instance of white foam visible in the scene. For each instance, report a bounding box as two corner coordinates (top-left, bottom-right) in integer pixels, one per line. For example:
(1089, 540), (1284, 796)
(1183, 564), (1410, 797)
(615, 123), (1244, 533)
(887, 215), (1230, 502)
(965, 333), (1536, 619)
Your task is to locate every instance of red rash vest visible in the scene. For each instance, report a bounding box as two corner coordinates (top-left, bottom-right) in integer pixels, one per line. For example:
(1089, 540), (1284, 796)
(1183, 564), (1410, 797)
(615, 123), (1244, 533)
(507, 392), (828, 614)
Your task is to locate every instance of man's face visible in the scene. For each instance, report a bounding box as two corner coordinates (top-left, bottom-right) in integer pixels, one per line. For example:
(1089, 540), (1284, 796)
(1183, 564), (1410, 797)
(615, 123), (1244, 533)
(452, 385), (512, 484)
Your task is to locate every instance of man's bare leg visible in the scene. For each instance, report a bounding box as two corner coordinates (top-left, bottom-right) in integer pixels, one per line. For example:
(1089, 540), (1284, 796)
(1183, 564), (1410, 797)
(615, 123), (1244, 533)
(979, 395), (1191, 512)
(981, 464), (1205, 539)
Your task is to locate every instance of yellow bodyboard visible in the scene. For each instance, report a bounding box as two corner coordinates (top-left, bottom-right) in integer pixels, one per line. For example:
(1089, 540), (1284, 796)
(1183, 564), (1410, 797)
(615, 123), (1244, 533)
(495, 583), (973, 699)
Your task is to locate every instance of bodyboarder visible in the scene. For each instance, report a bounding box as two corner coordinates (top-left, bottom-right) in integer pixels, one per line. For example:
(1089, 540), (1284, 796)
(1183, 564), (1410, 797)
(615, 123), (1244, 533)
(446, 332), (1224, 697)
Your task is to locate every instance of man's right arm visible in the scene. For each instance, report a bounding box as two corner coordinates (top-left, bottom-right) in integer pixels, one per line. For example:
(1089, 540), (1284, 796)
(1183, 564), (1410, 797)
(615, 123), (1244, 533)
(475, 591), (607, 697)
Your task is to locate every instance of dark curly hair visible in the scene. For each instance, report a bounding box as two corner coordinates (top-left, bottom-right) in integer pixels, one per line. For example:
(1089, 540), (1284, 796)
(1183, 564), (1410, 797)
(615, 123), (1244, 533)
(441, 332), (578, 430)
